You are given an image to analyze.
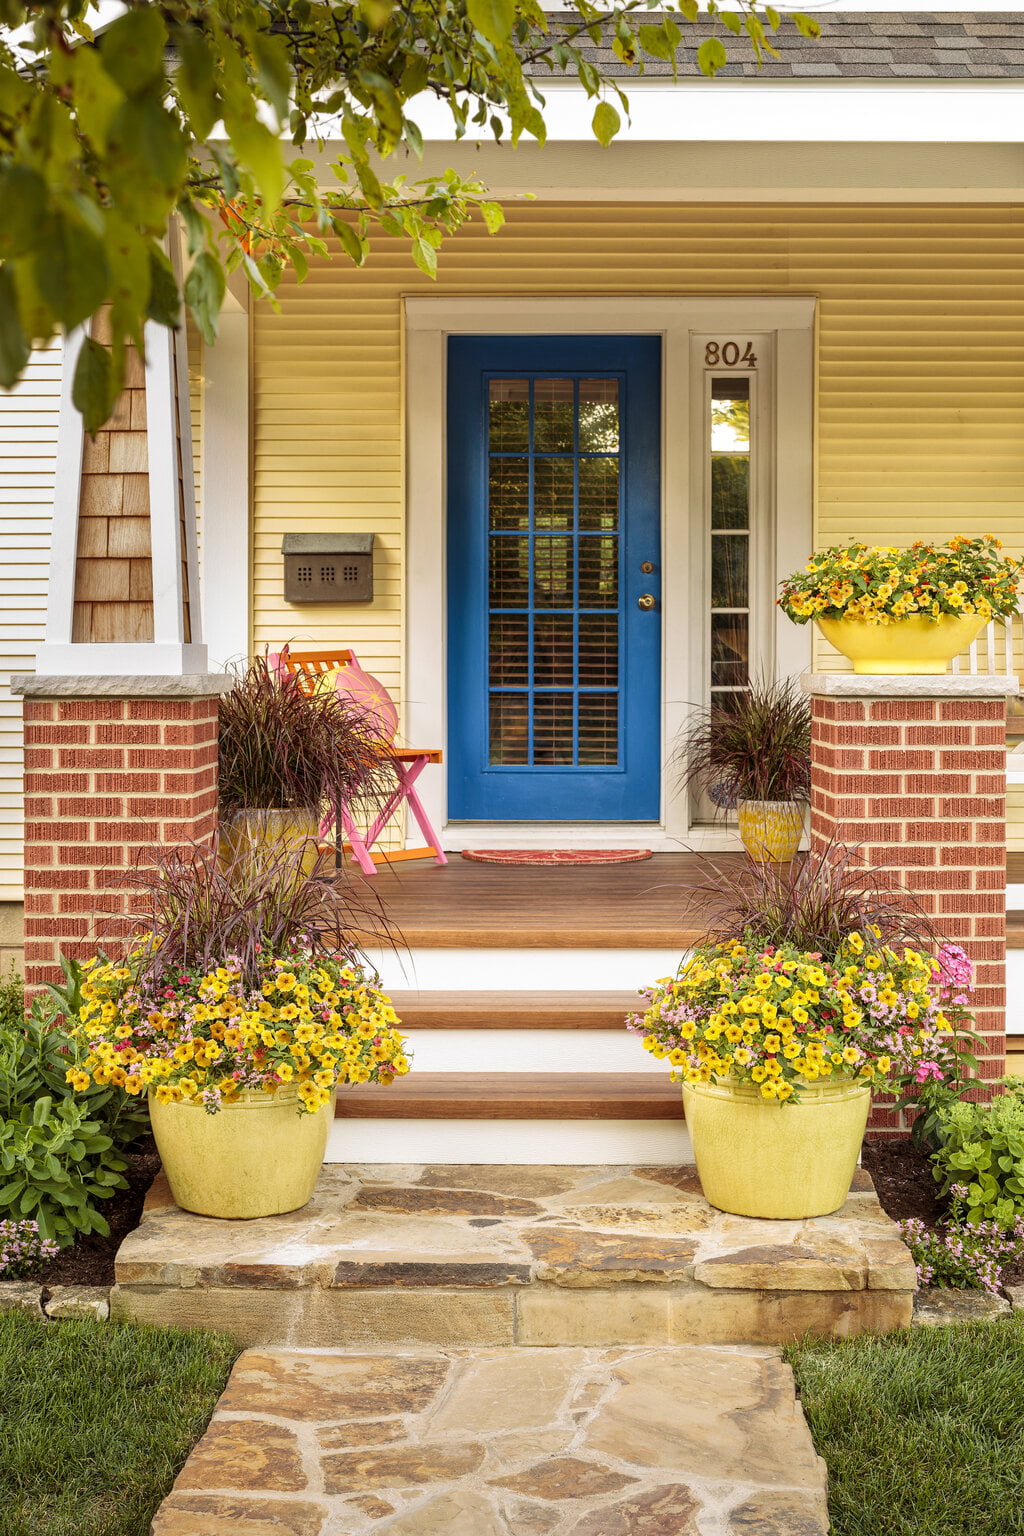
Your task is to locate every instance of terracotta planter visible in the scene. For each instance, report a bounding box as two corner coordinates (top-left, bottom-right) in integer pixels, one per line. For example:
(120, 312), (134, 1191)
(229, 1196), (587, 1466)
(682, 1074), (871, 1218)
(736, 799), (804, 863)
(149, 1086), (332, 1218)
(816, 613), (987, 675)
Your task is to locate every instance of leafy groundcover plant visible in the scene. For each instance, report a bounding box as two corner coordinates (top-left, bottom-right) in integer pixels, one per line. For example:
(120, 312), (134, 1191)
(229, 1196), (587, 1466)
(65, 840), (410, 1116)
(778, 533), (1023, 627)
(629, 934), (950, 1103)
(0, 964), (147, 1247)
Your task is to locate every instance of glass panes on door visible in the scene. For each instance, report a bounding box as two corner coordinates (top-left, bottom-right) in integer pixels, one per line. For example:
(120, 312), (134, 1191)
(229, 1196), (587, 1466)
(487, 377), (621, 767)
(710, 377), (750, 705)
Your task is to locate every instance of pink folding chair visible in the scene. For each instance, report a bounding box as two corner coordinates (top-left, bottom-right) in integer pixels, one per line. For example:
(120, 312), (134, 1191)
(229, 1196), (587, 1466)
(268, 647), (447, 877)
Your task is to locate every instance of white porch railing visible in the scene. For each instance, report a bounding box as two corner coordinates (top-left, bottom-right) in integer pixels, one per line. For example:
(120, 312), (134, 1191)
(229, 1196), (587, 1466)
(951, 614), (1021, 678)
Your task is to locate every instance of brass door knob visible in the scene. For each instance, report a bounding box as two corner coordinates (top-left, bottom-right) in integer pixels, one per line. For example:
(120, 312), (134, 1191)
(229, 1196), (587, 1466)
(638, 593), (656, 611)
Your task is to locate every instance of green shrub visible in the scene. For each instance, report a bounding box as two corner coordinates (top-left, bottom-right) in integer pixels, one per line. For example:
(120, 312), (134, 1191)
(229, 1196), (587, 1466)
(932, 1092), (1024, 1227)
(0, 1095), (127, 1245)
(0, 962), (145, 1248)
(0, 960), (148, 1149)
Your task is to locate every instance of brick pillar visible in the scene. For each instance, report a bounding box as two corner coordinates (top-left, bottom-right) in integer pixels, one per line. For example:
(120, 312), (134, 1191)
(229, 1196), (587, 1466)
(807, 673), (1016, 1135)
(14, 677), (227, 988)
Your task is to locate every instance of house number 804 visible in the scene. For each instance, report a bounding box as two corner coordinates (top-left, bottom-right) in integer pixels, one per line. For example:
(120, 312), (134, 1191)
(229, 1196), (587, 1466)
(705, 341), (758, 368)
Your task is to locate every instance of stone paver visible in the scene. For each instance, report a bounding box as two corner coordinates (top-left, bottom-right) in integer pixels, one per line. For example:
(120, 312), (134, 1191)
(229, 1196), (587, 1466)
(150, 1345), (829, 1536)
(114, 1163), (915, 1347)
(913, 1289), (1012, 1326)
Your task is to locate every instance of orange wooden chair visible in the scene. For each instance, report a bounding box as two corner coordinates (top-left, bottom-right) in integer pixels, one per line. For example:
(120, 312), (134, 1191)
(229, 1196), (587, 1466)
(268, 647), (446, 876)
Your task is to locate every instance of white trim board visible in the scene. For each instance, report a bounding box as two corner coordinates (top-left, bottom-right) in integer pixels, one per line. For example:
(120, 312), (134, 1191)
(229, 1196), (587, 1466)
(327, 1117), (693, 1166)
(404, 295), (814, 850)
(363, 947), (685, 992)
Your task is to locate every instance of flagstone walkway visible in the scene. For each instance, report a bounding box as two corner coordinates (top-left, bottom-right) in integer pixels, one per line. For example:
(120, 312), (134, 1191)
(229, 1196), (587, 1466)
(151, 1343), (829, 1536)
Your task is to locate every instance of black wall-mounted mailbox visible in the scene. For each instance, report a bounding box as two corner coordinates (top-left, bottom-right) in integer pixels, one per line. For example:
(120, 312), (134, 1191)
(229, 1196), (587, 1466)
(282, 533), (374, 603)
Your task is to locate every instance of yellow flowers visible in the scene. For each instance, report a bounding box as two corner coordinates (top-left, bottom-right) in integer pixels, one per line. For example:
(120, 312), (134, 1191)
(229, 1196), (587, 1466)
(64, 946), (412, 1117)
(780, 537), (1023, 628)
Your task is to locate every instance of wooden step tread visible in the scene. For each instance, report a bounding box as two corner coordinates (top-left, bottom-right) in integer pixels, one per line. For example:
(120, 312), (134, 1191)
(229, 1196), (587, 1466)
(389, 991), (644, 1029)
(335, 1072), (684, 1120)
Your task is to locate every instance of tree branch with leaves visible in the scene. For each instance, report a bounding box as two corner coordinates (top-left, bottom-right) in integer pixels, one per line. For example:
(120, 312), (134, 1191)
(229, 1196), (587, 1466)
(0, 0), (819, 426)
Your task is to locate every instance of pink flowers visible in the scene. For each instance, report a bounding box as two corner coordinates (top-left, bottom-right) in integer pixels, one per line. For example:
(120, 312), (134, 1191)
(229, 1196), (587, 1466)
(937, 942), (974, 1007)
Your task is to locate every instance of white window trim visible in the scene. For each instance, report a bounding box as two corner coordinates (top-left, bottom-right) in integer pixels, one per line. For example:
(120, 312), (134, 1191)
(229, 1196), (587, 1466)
(405, 294), (814, 849)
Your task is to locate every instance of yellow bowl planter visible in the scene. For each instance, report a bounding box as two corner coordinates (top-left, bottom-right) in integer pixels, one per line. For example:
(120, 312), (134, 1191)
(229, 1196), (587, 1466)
(736, 800), (804, 863)
(816, 613), (987, 675)
(149, 1086), (333, 1219)
(682, 1074), (871, 1219)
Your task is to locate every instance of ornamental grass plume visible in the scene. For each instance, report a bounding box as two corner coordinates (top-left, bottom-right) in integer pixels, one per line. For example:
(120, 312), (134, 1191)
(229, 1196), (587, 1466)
(677, 675), (811, 809)
(687, 840), (936, 963)
(217, 654), (398, 826)
(67, 840), (409, 1117)
(116, 835), (393, 988)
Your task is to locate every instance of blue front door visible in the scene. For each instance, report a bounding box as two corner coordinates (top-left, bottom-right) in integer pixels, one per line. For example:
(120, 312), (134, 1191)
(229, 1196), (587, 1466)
(447, 336), (661, 821)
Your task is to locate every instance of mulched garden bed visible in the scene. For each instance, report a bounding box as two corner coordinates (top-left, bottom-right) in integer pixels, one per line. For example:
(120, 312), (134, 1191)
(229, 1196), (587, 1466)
(21, 1139), (162, 1288)
(861, 1135), (946, 1228)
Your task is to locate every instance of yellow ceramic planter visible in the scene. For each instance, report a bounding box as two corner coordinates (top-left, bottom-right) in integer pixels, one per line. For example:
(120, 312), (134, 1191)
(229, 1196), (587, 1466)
(816, 613), (987, 675)
(736, 799), (804, 863)
(149, 1086), (332, 1218)
(219, 807), (323, 881)
(682, 1074), (871, 1218)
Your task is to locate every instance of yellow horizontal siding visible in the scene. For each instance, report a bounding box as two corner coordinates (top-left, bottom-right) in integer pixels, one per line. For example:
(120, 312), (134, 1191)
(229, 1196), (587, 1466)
(252, 200), (1024, 700)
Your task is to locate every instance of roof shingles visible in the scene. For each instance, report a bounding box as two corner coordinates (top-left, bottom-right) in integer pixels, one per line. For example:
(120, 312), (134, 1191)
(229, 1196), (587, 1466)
(544, 11), (1024, 78)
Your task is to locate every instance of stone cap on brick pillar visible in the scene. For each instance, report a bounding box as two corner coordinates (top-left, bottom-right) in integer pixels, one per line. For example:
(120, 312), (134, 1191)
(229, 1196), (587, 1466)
(10, 674), (233, 699)
(802, 672), (1020, 699)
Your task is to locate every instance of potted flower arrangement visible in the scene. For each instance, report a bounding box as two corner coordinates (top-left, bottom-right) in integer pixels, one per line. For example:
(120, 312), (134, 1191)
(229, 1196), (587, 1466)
(65, 841), (408, 1219)
(678, 677), (810, 862)
(778, 534), (1022, 675)
(218, 655), (396, 870)
(631, 844), (953, 1217)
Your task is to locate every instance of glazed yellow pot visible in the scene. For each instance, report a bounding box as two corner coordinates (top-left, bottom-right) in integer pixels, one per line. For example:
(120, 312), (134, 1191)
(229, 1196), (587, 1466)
(219, 808), (323, 882)
(817, 613), (987, 675)
(682, 1074), (871, 1219)
(149, 1086), (332, 1218)
(736, 800), (804, 863)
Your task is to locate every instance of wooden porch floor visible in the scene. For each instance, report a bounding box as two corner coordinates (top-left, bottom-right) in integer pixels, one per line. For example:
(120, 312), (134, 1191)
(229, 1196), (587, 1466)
(359, 850), (1024, 949)
(364, 852), (746, 948)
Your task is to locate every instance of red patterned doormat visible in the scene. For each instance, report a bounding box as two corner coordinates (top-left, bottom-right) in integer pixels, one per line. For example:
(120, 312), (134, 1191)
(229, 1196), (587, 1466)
(461, 849), (653, 866)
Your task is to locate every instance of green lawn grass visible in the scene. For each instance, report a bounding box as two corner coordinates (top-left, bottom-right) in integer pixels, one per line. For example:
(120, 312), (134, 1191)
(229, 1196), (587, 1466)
(787, 1314), (1024, 1536)
(0, 1312), (240, 1536)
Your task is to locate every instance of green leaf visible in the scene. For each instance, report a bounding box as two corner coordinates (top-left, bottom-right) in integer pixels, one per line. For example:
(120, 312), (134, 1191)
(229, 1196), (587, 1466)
(223, 106), (285, 215)
(332, 219), (367, 266)
(173, 26), (219, 142)
(411, 235), (438, 279)
(793, 13), (822, 40)
(592, 100), (620, 148)
(638, 24), (673, 61)
(35, 211), (109, 330)
(31, 1096), (52, 1127)
(359, 0), (395, 26)
(54, 42), (124, 154)
(253, 32), (293, 124)
(766, 8), (781, 29)
(0, 167), (49, 260)
(697, 37), (729, 77)
(184, 251), (227, 345)
(466, 0), (515, 46)
(100, 8), (168, 96)
(72, 337), (116, 435)
(720, 11), (742, 36)
(146, 247), (181, 327)
(0, 267), (30, 390)
(106, 97), (188, 229)
(479, 201), (505, 235)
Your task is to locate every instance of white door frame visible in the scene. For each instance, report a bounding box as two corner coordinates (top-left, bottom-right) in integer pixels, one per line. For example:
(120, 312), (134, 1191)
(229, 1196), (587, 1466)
(404, 295), (815, 850)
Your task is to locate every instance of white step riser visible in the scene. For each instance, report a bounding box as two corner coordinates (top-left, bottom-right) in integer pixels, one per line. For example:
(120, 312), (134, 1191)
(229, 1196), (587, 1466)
(364, 947), (682, 992)
(327, 1117), (692, 1166)
(399, 1029), (660, 1074)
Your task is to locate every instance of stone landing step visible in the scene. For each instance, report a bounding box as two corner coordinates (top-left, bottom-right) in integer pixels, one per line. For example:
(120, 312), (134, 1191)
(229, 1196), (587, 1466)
(151, 1344), (830, 1536)
(115, 1163), (914, 1349)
